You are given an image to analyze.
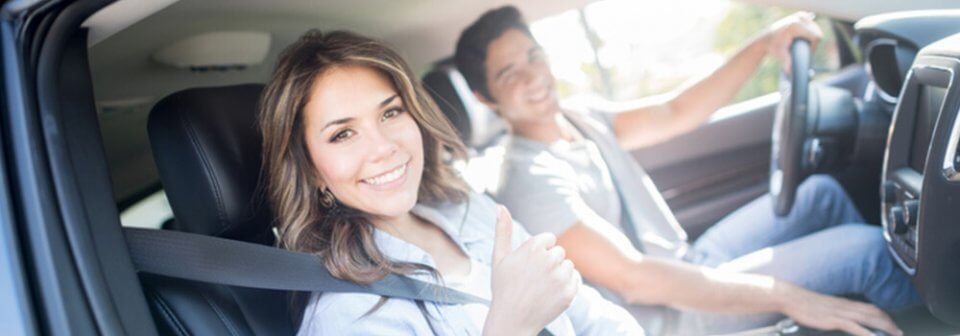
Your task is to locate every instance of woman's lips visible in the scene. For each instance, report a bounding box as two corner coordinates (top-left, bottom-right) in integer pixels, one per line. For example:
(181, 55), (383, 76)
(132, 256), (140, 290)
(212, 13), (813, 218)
(361, 161), (409, 191)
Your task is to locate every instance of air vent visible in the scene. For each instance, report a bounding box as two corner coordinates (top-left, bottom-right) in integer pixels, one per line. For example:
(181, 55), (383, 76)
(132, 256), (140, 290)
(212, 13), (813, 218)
(866, 39), (901, 102)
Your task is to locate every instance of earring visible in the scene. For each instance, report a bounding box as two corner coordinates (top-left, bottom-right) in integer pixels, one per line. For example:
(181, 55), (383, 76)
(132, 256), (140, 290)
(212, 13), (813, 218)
(319, 187), (336, 209)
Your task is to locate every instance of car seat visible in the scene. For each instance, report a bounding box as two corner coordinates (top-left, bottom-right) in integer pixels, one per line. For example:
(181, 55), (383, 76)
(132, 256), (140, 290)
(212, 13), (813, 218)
(421, 61), (506, 151)
(142, 84), (295, 336)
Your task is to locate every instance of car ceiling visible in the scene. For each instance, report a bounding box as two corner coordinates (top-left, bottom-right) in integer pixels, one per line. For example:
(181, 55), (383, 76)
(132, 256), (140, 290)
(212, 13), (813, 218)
(87, 0), (599, 104)
(85, 0), (959, 204)
(87, 0), (960, 108)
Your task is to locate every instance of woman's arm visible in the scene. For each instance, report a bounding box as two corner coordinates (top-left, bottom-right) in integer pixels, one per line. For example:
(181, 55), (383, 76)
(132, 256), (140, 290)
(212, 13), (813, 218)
(483, 206), (580, 336)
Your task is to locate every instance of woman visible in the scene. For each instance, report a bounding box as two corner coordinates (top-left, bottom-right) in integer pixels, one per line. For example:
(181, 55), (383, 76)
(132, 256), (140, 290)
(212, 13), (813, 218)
(258, 30), (642, 335)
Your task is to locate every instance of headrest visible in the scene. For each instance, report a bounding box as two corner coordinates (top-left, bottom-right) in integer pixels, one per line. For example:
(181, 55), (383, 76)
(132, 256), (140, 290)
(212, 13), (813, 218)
(147, 84), (273, 244)
(422, 66), (472, 145)
(422, 63), (507, 150)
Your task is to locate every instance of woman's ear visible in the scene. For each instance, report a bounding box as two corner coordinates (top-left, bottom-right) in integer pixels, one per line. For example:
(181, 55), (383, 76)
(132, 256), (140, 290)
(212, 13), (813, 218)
(308, 169), (326, 189)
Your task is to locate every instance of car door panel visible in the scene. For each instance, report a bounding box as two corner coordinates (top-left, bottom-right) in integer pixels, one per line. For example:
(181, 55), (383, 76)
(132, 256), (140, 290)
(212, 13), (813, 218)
(631, 66), (870, 239)
(631, 95), (777, 239)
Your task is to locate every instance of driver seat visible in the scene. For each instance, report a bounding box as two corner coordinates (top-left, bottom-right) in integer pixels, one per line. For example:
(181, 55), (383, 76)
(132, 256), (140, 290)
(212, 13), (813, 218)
(142, 84), (295, 335)
(421, 61), (507, 151)
(421, 62), (508, 193)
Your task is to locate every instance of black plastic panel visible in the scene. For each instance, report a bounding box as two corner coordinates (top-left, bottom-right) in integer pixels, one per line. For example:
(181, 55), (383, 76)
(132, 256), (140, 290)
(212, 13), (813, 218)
(882, 33), (960, 326)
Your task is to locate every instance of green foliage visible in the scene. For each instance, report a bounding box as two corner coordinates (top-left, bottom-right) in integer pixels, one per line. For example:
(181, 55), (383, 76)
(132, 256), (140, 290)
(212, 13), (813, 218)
(715, 4), (839, 103)
(546, 2), (841, 104)
(715, 3), (790, 103)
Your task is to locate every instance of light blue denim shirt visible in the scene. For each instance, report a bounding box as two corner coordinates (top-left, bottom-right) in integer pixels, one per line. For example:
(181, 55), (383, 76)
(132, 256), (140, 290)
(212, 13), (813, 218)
(296, 192), (643, 335)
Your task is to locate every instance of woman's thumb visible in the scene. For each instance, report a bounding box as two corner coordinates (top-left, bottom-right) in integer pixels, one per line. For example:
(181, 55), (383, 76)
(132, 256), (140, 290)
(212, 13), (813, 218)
(492, 205), (513, 265)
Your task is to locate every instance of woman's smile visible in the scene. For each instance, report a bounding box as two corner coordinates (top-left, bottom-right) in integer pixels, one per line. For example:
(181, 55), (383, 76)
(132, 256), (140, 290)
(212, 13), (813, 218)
(361, 160), (410, 190)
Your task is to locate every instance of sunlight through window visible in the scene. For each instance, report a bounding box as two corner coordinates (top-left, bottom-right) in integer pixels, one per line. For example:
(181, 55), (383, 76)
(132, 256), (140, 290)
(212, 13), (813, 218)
(529, 0), (838, 104)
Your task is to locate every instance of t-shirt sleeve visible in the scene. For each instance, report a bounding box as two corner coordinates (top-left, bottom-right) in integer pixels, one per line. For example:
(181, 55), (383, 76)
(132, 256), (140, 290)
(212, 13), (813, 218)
(495, 152), (595, 237)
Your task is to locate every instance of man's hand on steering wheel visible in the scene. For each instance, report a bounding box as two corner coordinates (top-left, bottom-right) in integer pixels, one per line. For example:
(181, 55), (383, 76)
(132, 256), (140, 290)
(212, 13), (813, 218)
(764, 12), (823, 75)
(768, 13), (825, 216)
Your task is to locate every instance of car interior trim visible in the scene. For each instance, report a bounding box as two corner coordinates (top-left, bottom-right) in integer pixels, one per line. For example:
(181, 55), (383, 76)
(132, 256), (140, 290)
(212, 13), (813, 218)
(864, 37), (902, 104)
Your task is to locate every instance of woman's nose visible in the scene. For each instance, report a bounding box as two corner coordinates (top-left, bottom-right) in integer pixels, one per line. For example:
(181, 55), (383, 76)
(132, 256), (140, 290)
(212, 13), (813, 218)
(367, 128), (399, 163)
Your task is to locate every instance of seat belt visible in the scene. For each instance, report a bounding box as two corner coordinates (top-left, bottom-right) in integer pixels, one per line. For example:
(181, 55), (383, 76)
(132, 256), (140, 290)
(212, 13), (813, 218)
(124, 227), (484, 303)
(562, 114), (646, 252)
(124, 228), (553, 336)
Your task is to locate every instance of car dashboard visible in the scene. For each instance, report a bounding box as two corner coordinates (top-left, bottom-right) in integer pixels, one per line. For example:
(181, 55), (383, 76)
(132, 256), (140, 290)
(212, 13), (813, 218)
(857, 12), (960, 105)
(857, 12), (960, 325)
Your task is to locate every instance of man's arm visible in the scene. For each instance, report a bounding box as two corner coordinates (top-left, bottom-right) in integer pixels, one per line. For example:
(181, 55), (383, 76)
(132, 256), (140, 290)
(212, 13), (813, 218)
(609, 12), (821, 151)
(556, 218), (901, 336)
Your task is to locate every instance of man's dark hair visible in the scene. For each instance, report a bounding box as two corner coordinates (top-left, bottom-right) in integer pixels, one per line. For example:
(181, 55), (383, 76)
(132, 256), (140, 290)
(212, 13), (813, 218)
(454, 5), (535, 101)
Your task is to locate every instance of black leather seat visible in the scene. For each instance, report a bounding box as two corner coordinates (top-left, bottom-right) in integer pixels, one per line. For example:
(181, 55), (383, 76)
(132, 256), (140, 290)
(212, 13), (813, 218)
(422, 63), (473, 146)
(143, 84), (295, 335)
(421, 62), (507, 151)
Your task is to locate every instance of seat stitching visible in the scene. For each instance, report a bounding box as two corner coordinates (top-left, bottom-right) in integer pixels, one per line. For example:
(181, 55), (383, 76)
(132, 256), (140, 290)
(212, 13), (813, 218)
(178, 109), (230, 235)
(146, 287), (190, 336)
(200, 290), (242, 336)
(224, 287), (269, 334)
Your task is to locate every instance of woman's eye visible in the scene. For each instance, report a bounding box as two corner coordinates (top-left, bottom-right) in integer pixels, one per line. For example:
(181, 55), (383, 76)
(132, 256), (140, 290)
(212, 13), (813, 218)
(330, 129), (355, 143)
(381, 107), (405, 121)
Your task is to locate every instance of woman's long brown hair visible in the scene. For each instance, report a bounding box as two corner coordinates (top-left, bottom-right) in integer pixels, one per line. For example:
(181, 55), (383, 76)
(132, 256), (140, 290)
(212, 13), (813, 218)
(258, 30), (470, 325)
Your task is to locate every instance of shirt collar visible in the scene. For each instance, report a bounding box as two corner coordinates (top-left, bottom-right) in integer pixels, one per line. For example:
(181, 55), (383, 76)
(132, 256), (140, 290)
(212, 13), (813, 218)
(371, 197), (485, 266)
(412, 198), (486, 245)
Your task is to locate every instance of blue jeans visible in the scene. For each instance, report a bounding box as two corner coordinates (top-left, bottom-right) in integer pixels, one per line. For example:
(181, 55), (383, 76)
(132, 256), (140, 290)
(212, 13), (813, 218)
(670, 175), (920, 334)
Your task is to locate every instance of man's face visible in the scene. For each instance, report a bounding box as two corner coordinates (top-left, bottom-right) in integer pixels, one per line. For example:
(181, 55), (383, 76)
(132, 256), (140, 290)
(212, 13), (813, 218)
(481, 28), (559, 125)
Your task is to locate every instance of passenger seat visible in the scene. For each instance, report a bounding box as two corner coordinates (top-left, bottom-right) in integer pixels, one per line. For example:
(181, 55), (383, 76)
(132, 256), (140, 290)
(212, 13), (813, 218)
(143, 84), (295, 336)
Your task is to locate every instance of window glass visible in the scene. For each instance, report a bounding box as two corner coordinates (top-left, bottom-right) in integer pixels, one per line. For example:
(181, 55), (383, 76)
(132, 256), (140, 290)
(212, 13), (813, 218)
(119, 190), (172, 229)
(529, 10), (597, 99)
(530, 0), (839, 104)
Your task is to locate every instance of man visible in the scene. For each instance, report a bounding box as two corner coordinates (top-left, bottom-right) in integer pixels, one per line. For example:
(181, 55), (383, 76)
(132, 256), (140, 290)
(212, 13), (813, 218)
(453, 6), (918, 336)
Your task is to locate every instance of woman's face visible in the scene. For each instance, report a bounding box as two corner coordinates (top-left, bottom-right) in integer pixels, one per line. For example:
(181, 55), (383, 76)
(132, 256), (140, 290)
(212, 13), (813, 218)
(302, 65), (424, 220)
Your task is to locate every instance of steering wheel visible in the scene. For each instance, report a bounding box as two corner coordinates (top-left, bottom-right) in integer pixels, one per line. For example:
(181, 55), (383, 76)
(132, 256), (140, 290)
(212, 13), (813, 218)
(770, 39), (813, 216)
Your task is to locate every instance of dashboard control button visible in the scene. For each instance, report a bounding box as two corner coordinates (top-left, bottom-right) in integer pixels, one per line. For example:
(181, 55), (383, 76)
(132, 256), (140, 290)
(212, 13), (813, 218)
(890, 205), (907, 234)
(904, 200), (919, 226)
(882, 181), (897, 204)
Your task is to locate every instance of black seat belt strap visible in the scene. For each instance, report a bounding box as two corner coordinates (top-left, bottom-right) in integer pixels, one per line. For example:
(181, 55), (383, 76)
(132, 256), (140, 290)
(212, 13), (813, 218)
(124, 228), (553, 336)
(124, 228), (486, 305)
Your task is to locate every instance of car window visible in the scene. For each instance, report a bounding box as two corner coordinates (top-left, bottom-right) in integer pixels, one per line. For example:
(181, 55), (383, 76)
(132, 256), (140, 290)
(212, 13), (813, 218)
(530, 0), (840, 104)
(119, 190), (172, 229)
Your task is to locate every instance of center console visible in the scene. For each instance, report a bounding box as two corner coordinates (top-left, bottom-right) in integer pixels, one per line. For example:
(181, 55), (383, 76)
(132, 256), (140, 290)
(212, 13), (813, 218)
(881, 60), (951, 272)
(882, 33), (960, 324)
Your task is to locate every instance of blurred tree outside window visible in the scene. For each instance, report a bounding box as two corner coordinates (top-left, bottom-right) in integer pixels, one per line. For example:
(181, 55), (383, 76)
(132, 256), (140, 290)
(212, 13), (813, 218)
(530, 0), (839, 105)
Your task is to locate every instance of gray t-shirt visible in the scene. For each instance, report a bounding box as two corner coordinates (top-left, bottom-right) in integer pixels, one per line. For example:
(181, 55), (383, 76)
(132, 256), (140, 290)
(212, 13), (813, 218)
(497, 135), (623, 237)
(495, 108), (688, 257)
(493, 107), (691, 334)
